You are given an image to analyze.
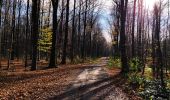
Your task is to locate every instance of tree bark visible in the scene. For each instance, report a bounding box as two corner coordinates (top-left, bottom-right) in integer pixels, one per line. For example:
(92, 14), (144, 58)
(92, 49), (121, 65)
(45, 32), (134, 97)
(61, 0), (70, 64)
(71, 0), (76, 62)
(120, 0), (129, 73)
(82, 0), (88, 61)
(49, 0), (59, 68)
(154, 4), (165, 89)
(25, 0), (30, 68)
(0, 0), (2, 68)
(131, 0), (136, 58)
(31, 0), (40, 70)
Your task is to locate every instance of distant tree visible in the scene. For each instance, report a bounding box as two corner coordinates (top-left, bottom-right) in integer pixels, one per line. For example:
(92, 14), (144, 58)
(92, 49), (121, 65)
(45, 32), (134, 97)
(38, 28), (52, 53)
(58, 0), (64, 59)
(25, 0), (30, 68)
(82, 0), (88, 61)
(112, 0), (120, 57)
(77, 0), (82, 58)
(0, 0), (2, 68)
(131, 0), (136, 58)
(153, 3), (165, 89)
(71, 0), (76, 63)
(61, 0), (70, 64)
(137, 0), (144, 71)
(0, 0), (2, 26)
(10, 0), (17, 61)
(16, 0), (22, 59)
(8, 0), (17, 69)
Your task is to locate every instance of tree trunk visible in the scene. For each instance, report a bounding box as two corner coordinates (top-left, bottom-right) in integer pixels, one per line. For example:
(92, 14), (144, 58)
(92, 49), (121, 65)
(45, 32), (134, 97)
(120, 0), (129, 73)
(61, 0), (70, 64)
(82, 0), (88, 61)
(49, 0), (59, 68)
(31, 0), (40, 70)
(10, 0), (17, 61)
(25, 0), (30, 68)
(77, 0), (82, 58)
(154, 4), (165, 89)
(0, 0), (2, 68)
(131, 0), (136, 58)
(71, 0), (76, 62)
(16, 0), (22, 59)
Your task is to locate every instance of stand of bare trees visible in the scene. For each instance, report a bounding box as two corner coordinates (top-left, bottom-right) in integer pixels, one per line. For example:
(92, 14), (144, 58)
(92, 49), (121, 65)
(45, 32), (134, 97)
(0, 0), (109, 70)
(110, 0), (170, 89)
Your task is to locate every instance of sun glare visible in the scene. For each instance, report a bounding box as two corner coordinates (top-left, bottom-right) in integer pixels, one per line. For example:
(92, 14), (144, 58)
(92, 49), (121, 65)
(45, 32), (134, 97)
(144, 0), (158, 9)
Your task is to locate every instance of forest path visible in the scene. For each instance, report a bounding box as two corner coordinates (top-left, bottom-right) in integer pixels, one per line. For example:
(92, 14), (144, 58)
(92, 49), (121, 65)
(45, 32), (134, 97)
(52, 57), (129, 100)
(0, 57), (129, 100)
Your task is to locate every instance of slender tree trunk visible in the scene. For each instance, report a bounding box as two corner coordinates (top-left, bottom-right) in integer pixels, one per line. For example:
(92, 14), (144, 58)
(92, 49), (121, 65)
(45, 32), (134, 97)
(8, 0), (16, 69)
(58, 0), (64, 60)
(157, 18), (165, 89)
(25, 0), (30, 68)
(46, 1), (51, 27)
(31, 0), (40, 70)
(77, 0), (82, 58)
(45, 1), (51, 61)
(120, 0), (129, 73)
(152, 14), (156, 77)
(38, 0), (45, 61)
(131, 0), (136, 58)
(49, 0), (59, 68)
(16, 0), (22, 59)
(3, 0), (10, 58)
(71, 0), (76, 62)
(0, 0), (2, 68)
(0, 0), (1, 26)
(10, 0), (17, 61)
(142, 10), (150, 75)
(166, 0), (170, 75)
(61, 0), (70, 64)
(82, 0), (88, 61)
(154, 4), (165, 88)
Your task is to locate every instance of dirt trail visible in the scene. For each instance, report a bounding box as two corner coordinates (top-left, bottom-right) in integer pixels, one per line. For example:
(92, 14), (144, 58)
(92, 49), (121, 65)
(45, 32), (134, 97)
(51, 57), (128, 100)
(0, 57), (129, 100)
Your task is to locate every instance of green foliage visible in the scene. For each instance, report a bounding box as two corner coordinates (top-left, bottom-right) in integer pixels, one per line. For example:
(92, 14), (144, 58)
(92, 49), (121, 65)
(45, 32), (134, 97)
(114, 58), (121, 67)
(139, 80), (170, 100)
(107, 58), (114, 69)
(129, 57), (140, 72)
(144, 67), (153, 80)
(128, 73), (145, 89)
(167, 79), (170, 89)
(107, 57), (121, 69)
(38, 28), (52, 53)
(128, 73), (170, 99)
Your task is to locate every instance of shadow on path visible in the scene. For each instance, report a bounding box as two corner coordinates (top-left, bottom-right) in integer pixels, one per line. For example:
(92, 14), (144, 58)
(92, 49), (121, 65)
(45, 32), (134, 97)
(50, 73), (128, 100)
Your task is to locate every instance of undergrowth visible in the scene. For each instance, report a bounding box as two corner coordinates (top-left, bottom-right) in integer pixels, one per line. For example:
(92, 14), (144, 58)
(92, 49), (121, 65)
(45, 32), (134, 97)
(107, 57), (121, 69)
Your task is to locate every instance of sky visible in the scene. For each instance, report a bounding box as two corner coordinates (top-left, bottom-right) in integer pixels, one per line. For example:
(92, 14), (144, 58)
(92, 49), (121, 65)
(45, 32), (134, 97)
(99, 0), (113, 43)
(24, 0), (159, 43)
(98, 0), (160, 43)
(22, 0), (160, 43)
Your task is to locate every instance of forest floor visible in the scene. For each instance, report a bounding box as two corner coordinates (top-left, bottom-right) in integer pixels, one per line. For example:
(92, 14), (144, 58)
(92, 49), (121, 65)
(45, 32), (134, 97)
(0, 57), (141, 100)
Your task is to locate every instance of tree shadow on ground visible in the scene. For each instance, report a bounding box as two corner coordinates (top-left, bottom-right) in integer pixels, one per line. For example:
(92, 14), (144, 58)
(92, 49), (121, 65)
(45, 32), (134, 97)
(0, 65), (102, 88)
(50, 73), (127, 100)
